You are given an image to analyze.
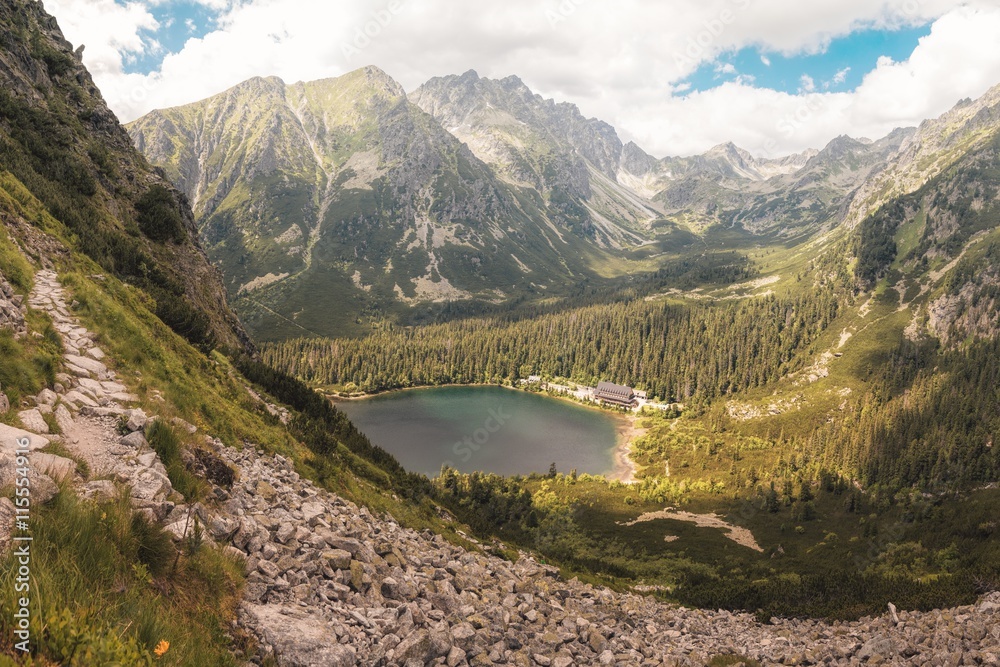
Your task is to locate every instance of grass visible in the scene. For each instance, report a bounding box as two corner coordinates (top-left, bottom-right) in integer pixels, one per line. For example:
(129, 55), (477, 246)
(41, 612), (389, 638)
(0, 489), (244, 666)
(145, 420), (204, 500)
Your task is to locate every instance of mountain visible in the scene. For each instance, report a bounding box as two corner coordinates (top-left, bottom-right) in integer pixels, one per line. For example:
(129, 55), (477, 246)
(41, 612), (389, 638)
(619, 131), (913, 237)
(129, 66), (1000, 345)
(410, 70), (659, 237)
(846, 83), (1000, 227)
(128, 68), (652, 340)
(0, 0), (247, 350)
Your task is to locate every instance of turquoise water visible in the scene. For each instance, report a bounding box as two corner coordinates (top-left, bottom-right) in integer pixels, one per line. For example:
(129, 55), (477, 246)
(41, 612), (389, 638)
(336, 386), (618, 477)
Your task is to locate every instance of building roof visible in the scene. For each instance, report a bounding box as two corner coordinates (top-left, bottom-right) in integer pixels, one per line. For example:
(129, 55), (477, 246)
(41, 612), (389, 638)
(595, 381), (634, 398)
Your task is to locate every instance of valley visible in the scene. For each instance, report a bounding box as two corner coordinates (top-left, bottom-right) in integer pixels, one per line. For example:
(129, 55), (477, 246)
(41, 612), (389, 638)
(1, 0), (1000, 664)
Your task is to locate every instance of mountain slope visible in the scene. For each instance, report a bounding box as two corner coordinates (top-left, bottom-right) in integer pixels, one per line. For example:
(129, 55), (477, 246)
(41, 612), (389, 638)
(846, 82), (1000, 227)
(129, 69), (647, 340)
(0, 0), (248, 350)
(411, 70), (659, 239)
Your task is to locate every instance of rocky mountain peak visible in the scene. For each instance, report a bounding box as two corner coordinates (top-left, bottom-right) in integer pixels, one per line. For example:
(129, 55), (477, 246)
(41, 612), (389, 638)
(354, 64), (406, 99)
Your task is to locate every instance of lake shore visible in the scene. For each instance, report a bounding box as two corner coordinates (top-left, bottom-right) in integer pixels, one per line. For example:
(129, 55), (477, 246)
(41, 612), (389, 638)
(327, 382), (511, 402)
(607, 415), (645, 484)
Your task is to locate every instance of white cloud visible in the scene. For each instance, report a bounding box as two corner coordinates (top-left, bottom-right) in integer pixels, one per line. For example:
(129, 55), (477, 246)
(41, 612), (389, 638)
(45, 0), (158, 79)
(715, 63), (737, 75)
(799, 74), (816, 93)
(43, 0), (1000, 158)
(760, 55), (771, 66)
(830, 67), (851, 86)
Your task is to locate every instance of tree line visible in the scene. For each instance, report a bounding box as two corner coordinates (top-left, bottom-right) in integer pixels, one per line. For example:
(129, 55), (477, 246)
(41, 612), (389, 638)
(262, 289), (842, 402)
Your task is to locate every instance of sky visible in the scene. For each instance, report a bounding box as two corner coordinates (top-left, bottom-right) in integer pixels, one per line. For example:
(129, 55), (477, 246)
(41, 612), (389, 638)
(43, 0), (1000, 159)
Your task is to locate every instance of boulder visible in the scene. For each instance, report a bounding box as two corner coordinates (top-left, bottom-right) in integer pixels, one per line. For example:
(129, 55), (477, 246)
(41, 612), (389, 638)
(125, 409), (148, 433)
(17, 409), (49, 434)
(54, 404), (74, 433)
(30, 452), (76, 482)
(63, 354), (108, 377)
(240, 604), (356, 667)
(0, 423), (49, 451)
(120, 431), (148, 449)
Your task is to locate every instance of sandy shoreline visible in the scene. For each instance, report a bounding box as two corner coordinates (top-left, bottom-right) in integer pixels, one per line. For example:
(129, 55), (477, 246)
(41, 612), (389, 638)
(607, 416), (645, 484)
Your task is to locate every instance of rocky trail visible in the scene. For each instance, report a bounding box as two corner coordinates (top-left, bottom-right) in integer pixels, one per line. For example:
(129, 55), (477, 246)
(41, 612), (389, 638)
(2, 270), (999, 666)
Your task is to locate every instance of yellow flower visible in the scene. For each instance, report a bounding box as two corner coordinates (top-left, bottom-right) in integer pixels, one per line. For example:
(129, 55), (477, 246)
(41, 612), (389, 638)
(154, 640), (170, 657)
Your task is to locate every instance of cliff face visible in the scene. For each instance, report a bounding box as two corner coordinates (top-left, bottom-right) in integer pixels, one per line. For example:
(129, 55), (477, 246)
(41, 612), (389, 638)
(0, 0), (250, 351)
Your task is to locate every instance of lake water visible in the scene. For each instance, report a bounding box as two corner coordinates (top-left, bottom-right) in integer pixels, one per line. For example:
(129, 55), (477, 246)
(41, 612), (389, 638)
(335, 385), (619, 477)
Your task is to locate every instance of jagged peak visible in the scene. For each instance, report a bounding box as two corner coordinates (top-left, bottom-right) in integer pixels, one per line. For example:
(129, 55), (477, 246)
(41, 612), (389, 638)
(497, 74), (527, 88)
(704, 141), (755, 164)
(338, 65), (406, 98)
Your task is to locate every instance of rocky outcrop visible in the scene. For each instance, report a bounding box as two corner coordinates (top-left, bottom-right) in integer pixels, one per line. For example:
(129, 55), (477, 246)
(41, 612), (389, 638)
(0, 0), (251, 351)
(0, 270), (26, 338)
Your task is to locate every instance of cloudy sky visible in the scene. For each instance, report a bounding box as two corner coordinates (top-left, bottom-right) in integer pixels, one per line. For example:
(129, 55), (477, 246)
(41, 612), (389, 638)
(44, 0), (1000, 158)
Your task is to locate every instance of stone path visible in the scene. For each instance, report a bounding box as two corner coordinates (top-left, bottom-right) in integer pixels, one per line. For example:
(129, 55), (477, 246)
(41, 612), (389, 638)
(0, 270), (176, 525)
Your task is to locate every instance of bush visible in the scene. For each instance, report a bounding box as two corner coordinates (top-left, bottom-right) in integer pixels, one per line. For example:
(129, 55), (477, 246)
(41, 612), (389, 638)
(136, 185), (185, 243)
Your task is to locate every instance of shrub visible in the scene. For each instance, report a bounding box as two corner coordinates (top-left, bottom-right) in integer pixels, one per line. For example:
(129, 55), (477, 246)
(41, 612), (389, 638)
(136, 185), (185, 243)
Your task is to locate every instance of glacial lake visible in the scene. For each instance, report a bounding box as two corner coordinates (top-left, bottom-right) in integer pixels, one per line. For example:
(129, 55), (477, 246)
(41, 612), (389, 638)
(335, 385), (620, 477)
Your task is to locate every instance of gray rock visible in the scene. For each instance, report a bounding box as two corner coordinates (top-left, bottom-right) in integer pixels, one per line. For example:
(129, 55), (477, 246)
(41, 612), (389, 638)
(300, 501), (324, 523)
(858, 635), (895, 660)
(64, 390), (98, 408)
(54, 404), (74, 433)
(322, 549), (353, 570)
(125, 409), (148, 433)
(17, 409), (49, 434)
(275, 522), (295, 544)
(395, 629), (439, 664)
(63, 354), (108, 377)
(80, 480), (117, 501)
(327, 535), (363, 554)
(31, 473), (59, 505)
(30, 452), (76, 482)
(35, 388), (58, 406)
(0, 423), (49, 451)
(0, 497), (16, 550)
(241, 604), (356, 667)
(120, 431), (148, 449)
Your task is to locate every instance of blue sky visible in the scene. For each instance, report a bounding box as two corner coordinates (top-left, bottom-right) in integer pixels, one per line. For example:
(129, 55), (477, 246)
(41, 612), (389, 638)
(123, 1), (219, 75)
(679, 24), (933, 95)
